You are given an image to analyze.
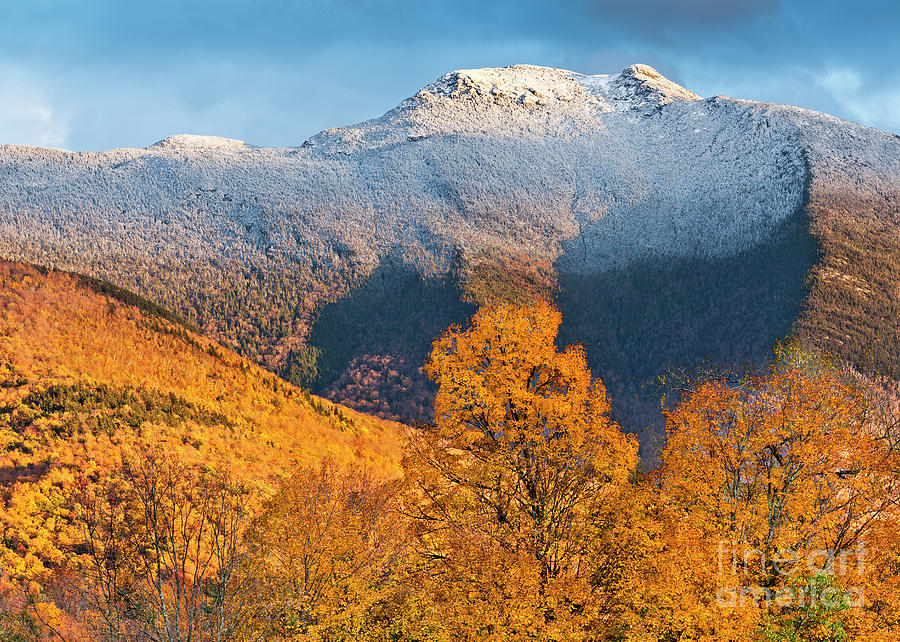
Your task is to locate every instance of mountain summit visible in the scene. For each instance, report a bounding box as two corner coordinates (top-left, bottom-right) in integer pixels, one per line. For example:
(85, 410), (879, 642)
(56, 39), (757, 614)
(306, 64), (702, 154)
(149, 134), (248, 150)
(420, 63), (700, 109)
(0, 64), (897, 448)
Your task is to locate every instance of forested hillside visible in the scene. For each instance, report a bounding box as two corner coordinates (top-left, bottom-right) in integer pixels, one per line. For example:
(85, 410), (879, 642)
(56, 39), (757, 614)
(1, 295), (895, 641)
(0, 260), (403, 584)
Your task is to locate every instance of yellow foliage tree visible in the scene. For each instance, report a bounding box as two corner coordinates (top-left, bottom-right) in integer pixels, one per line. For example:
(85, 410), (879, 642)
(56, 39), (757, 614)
(402, 301), (638, 637)
(248, 461), (405, 640)
(644, 347), (900, 640)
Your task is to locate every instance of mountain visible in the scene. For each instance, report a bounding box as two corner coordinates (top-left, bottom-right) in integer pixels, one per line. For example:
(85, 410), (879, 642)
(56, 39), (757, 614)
(0, 64), (897, 445)
(0, 259), (403, 580)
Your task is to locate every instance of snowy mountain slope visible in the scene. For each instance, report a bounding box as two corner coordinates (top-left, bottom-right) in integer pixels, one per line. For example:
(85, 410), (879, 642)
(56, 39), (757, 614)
(0, 64), (897, 437)
(0, 65), (807, 274)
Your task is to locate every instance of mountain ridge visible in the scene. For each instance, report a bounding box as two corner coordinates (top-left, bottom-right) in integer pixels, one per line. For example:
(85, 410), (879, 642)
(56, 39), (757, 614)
(0, 63), (897, 443)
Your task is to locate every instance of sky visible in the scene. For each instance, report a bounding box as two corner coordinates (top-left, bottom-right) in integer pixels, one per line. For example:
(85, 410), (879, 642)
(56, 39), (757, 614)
(0, 0), (897, 151)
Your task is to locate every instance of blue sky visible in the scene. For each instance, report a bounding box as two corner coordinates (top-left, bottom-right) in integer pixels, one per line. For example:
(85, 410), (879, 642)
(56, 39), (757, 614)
(0, 0), (897, 150)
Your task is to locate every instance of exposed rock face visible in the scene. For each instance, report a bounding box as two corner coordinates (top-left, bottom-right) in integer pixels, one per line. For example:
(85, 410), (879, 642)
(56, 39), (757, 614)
(0, 64), (897, 449)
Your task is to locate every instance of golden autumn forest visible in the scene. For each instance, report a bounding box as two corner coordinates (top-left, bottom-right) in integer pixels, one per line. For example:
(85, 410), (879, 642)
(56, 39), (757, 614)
(0, 259), (898, 641)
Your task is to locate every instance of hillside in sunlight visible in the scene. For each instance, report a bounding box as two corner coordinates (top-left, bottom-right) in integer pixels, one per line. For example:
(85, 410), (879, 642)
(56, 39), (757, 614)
(0, 259), (404, 583)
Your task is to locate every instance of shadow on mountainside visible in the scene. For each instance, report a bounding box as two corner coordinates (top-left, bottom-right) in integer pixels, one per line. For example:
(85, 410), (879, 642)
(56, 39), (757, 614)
(302, 214), (818, 463)
(305, 263), (475, 422)
(555, 213), (818, 462)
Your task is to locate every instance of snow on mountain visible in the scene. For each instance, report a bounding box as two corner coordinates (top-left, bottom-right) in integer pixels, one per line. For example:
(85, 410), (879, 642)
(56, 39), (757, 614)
(304, 64), (701, 154)
(0, 63), (897, 430)
(149, 134), (249, 151)
(1, 61), (896, 305)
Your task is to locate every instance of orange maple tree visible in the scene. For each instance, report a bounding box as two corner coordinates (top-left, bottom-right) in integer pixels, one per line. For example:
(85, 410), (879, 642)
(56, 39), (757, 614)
(400, 301), (638, 637)
(645, 346), (900, 640)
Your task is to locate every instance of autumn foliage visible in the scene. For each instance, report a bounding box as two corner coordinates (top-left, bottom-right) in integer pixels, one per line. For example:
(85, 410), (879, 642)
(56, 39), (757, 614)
(397, 301), (638, 637)
(609, 347), (893, 640)
(417, 301), (638, 572)
(0, 263), (897, 640)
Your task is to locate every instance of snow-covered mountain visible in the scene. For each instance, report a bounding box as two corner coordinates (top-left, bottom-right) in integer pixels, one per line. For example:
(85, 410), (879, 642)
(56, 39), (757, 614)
(1, 64), (897, 441)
